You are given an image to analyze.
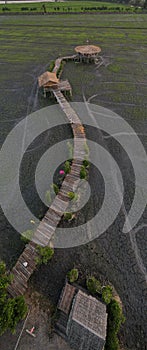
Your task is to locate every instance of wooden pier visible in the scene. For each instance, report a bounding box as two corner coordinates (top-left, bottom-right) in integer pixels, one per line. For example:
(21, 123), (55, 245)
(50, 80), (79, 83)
(7, 54), (87, 297)
(39, 54), (78, 98)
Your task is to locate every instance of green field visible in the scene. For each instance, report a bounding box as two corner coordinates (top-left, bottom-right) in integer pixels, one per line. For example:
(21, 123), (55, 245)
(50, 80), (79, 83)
(0, 1), (144, 13)
(0, 14), (146, 155)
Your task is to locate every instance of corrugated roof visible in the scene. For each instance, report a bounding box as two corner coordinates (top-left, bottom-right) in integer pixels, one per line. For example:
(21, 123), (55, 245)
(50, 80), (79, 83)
(58, 283), (76, 315)
(38, 71), (59, 87)
(71, 290), (107, 340)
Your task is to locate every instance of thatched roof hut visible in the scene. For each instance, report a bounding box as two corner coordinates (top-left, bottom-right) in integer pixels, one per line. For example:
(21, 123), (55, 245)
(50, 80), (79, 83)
(56, 283), (107, 350)
(38, 71), (59, 88)
(75, 45), (101, 56)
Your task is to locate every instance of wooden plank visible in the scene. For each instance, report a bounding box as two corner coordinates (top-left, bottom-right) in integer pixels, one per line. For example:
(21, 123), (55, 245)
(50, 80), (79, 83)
(13, 265), (29, 280)
(44, 213), (60, 226)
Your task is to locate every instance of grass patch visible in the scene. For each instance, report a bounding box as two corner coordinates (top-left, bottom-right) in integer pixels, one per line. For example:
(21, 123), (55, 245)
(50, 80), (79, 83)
(108, 64), (121, 73)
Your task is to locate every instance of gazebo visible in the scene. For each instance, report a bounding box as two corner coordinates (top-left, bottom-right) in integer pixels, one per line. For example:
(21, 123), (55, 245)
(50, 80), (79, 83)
(75, 45), (101, 63)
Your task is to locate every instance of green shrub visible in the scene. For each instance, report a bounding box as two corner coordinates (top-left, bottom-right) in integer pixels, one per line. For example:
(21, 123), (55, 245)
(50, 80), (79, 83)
(64, 160), (71, 174)
(102, 285), (113, 305)
(86, 276), (102, 295)
(35, 246), (54, 265)
(83, 159), (90, 168)
(67, 191), (78, 201)
(52, 183), (59, 195)
(7, 296), (28, 334)
(64, 212), (72, 221)
(105, 332), (119, 350)
(67, 268), (79, 283)
(105, 299), (125, 350)
(67, 191), (75, 200)
(80, 166), (87, 179)
(45, 190), (52, 205)
(108, 299), (125, 333)
(21, 229), (34, 244)
(49, 60), (55, 72)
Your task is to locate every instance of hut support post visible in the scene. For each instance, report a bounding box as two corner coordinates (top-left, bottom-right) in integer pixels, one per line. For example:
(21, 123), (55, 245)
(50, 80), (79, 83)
(43, 88), (46, 98)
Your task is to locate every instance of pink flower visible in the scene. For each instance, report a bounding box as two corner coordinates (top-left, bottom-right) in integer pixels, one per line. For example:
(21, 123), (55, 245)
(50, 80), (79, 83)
(59, 170), (65, 175)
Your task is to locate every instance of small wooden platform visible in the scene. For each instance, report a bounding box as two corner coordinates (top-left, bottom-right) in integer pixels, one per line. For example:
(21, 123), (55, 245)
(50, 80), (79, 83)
(43, 79), (72, 98)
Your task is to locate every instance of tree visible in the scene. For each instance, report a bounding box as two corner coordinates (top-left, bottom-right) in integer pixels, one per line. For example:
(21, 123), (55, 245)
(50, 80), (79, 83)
(0, 261), (27, 335)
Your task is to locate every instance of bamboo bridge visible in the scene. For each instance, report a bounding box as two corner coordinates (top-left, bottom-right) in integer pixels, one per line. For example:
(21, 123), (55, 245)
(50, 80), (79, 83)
(7, 54), (87, 298)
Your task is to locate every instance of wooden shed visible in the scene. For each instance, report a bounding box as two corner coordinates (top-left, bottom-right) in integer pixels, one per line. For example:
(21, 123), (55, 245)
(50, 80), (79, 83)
(56, 283), (107, 350)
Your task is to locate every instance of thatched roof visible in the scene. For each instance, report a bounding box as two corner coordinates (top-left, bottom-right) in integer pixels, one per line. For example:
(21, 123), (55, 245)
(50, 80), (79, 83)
(71, 290), (107, 340)
(75, 45), (101, 55)
(38, 71), (59, 87)
(58, 283), (76, 315)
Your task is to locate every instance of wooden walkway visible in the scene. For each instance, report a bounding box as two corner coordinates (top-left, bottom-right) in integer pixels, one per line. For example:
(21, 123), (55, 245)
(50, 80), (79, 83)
(8, 55), (87, 297)
(7, 242), (38, 297)
(42, 54), (77, 97)
(53, 55), (77, 76)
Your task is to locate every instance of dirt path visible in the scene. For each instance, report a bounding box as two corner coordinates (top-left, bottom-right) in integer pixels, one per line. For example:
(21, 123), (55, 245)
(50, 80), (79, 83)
(0, 289), (72, 350)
